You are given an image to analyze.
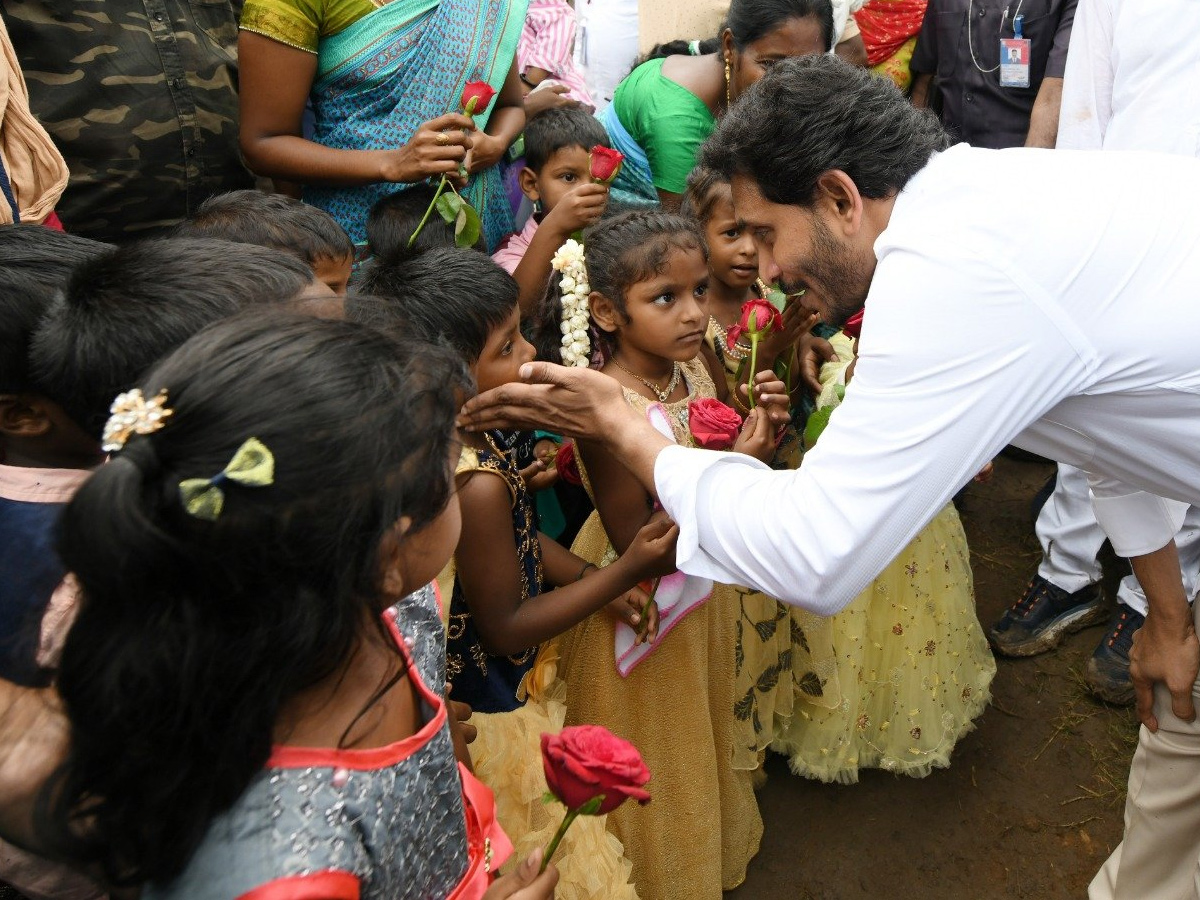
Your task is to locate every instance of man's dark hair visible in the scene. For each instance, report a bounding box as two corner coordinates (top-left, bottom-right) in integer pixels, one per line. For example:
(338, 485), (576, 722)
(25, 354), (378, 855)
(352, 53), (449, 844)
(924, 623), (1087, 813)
(524, 106), (610, 172)
(175, 190), (354, 266)
(30, 238), (315, 438)
(354, 246), (518, 364)
(701, 55), (949, 206)
(0, 226), (111, 393)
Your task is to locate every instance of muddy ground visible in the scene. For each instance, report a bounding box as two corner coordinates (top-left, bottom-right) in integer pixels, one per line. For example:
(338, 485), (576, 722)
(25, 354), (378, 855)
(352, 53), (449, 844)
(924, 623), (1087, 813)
(729, 455), (1140, 900)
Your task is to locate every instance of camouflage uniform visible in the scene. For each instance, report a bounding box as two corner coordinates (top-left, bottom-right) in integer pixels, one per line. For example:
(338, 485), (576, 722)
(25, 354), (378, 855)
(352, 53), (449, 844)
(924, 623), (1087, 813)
(0, 0), (254, 242)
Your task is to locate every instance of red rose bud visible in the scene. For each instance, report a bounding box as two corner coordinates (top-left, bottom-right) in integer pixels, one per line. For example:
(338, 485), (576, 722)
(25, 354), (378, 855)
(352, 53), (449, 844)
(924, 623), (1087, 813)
(554, 441), (583, 486)
(589, 146), (625, 184)
(842, 308), (865, 340)
(688, 398), (743, 450)
(461, 80), (497, 116)
(738, 297), (783, 338)
(541, 725), (651, 815)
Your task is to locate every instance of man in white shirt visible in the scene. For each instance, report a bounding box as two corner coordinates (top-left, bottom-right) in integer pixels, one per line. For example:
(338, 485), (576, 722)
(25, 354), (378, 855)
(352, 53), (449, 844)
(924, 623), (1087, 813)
(461, 54), (1200, 896)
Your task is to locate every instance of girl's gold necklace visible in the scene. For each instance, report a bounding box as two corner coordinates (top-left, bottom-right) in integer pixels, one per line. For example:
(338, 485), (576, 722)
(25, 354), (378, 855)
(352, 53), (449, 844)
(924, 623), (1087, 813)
(610, 358), (682, 402)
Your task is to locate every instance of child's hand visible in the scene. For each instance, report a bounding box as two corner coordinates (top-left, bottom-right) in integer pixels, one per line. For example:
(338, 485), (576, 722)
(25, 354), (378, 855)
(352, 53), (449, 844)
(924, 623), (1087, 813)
(621, 515), (680, 581)
(798, 332), (839, 396)
(974, 460), (995, 483)
(735, 372), (792, 429)
(604, 585), (660, 643)
(483, 849), (559, 899)
(445, 685), (477, 767)
(524, 83), (579, 117)
(760, 300), (819, 366)
(544, 183), (609, 237)
(519, 458), (559, 492)
(732, 407), (777, 462)
(532, 438), (560, 465)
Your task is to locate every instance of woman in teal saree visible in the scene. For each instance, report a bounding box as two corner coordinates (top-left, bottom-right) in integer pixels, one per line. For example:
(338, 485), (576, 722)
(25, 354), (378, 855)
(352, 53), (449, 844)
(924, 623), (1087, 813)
(239, 0), (527, 250)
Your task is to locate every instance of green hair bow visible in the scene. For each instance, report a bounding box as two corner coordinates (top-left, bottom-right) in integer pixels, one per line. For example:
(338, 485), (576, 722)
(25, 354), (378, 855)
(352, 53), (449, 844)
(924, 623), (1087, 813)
(178, 437), (275, 521)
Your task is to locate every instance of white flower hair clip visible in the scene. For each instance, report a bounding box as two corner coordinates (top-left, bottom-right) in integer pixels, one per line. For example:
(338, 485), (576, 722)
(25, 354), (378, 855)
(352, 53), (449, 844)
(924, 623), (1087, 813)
(552, 238), (592, 368)
(101, 388), (174, 452)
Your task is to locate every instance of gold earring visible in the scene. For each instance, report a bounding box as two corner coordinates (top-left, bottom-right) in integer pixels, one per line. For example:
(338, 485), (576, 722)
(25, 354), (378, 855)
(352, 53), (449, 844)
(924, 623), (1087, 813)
(724, 57), (732, 105)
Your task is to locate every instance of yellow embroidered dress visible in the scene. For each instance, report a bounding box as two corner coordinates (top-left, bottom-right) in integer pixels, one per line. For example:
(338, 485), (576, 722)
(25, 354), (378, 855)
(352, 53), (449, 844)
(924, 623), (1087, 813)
(446, 438), (639, 900)
(559, 356), (761, 899)
(772, 333), (997, 782)
(703, 322), (841, 768)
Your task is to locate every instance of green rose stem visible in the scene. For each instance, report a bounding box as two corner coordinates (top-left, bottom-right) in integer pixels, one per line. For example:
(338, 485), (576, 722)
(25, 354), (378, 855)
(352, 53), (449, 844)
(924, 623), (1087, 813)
(747, 331), (760, 410)
(407, 174), (450, 249)
(540, 795), (604, 873)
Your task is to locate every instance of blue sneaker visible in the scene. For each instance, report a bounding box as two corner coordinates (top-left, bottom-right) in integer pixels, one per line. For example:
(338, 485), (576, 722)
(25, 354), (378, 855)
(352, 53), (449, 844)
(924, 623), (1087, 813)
(988, 575), (1107, 657)
(1085, 603), (1144, 706)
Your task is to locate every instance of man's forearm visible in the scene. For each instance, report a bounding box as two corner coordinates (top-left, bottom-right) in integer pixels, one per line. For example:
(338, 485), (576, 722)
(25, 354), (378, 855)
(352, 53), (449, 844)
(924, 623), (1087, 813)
(602, 414), (673, 498)
(1025, 76), (1063, 147)
(1131, 541), (1192, 626)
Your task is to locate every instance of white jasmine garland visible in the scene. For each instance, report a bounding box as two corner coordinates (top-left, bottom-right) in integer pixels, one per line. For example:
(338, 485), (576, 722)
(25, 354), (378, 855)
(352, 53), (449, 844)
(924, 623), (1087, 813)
(551, 238), (592, 367)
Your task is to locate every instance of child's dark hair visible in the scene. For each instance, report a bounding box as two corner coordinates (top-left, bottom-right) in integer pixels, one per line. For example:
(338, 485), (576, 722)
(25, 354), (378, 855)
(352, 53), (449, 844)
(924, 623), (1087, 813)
(175, 190), (354, 267)
(29, 238), (316, 440)
(524, 106), (610, 172)
(40, 312), (469, 885)
(0, 226), (111, 393)
(530, 210), (706, 362)
(366, 184), (487, 260)
(680, 166), (730, 224)
(356, 246), (519, 364)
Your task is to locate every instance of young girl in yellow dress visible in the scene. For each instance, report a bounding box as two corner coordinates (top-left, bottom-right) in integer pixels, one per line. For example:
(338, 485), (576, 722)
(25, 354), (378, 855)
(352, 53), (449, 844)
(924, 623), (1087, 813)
(774, 326), (997, 783)
(541, 210), (791, 898)
(683, 169), (842, 765)
(353, 247), (680, 900)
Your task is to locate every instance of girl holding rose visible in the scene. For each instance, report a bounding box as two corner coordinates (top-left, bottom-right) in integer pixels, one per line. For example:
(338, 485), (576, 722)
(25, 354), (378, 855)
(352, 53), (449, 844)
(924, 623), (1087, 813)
(539, 210), (790, 898)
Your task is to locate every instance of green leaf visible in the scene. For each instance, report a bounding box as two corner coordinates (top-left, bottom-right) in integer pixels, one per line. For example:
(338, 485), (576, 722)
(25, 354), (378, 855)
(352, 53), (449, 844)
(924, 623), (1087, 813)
(765, 286), (788, 312)
(803, 405), (834, 451)
(435, 191), (462, 224)
(542, 791), (560, 806)
(454, 202), (482, 248)
(578, 795), (605, 816)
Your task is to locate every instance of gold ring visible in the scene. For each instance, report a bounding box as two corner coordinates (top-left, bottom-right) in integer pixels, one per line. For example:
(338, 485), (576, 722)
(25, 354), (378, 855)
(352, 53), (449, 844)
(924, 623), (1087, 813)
(436, 132), (450, 145)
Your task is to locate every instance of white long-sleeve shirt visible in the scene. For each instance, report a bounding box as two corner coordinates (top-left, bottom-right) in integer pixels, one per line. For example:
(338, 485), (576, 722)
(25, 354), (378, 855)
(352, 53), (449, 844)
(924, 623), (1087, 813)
(655, 143), (1200, 615)
(1056, 0), (1200, 155)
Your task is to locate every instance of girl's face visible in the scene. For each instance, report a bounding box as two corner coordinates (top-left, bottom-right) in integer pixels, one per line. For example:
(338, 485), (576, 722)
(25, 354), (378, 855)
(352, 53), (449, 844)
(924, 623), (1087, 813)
(597, 245), (710, 362)
(702, 187), (759, 292)
(725, 17), (828, 102)
(473, 304), (537, 394)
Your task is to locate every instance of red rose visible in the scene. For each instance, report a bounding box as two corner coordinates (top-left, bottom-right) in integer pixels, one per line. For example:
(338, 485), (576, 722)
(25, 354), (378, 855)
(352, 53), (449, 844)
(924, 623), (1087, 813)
(688, 398), (743, 450)
(842, 308), (865, 340)
(461, 80), (497, 116)
(726, 297), (783, 348)
(589, 146), (625, 184)
(541, 725), (651, 815)
(554, 441), (583, 486)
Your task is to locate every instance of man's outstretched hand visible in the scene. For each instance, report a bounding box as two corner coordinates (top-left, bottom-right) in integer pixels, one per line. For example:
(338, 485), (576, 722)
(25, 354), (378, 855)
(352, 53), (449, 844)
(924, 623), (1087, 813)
(458, 362), (630, 440)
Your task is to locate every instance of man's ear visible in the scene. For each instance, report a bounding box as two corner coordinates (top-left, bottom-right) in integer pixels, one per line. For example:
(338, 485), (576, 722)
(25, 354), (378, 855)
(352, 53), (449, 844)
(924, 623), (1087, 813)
(0, 394), (53, 438)
(588, 291), (621, 335)
(815, 170), (864, 237)
(518, 165), (541, 204)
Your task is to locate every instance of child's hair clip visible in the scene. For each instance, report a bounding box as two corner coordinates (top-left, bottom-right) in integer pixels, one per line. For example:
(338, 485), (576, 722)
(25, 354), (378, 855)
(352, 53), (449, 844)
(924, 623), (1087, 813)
(179, 437), (276, 521)
(101, 388), (174, 453)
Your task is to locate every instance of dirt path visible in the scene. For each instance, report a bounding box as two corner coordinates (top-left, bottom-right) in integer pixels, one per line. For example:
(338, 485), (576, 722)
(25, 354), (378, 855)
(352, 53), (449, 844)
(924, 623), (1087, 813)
(729, 456), (1140, 900)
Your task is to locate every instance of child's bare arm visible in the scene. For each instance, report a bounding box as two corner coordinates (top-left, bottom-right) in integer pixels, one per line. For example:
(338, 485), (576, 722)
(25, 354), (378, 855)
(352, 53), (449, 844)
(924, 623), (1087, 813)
(577, 437), (658, 555)
(455, 472), (675, 656)
(510, 184), (608, 315)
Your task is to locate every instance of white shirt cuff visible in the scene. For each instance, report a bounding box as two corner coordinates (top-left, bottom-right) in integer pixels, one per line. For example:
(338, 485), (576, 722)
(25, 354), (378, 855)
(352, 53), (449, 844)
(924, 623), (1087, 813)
(1089, 489), (1190, 558)
(653, 444), (771, 580)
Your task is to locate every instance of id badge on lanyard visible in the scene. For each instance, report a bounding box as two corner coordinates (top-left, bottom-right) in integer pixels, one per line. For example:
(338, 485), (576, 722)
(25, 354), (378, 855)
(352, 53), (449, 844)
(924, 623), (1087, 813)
(999, 14), (1032, 88)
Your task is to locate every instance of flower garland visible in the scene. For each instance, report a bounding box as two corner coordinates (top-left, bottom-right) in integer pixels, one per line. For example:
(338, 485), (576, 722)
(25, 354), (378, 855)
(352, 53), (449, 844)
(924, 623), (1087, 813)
(552, 238), (592, 367)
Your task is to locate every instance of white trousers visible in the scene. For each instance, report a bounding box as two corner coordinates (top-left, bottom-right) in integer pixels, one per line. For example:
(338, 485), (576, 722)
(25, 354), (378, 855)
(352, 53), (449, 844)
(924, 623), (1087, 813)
(1036, 464), (1200, 615)
(1089, 602), (1200, 900)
